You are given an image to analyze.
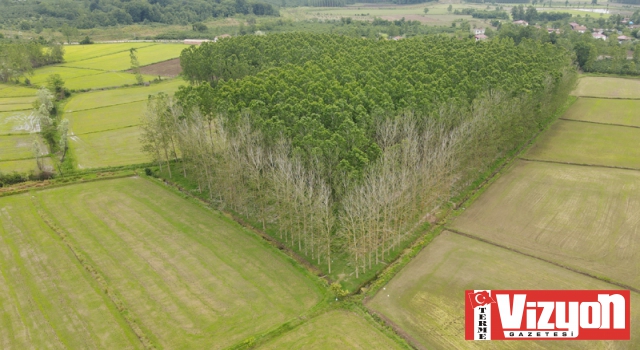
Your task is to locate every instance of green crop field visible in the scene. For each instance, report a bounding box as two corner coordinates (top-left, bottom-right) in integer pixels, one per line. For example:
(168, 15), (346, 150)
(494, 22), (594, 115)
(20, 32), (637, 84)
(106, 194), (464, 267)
(63, 44), (187, 71)
(0, 84), (38, 98)
(62, 71), (157, 91)
(0, 135), (41, 161)
(0, 194), (141, 349)
(31, 178), (323, 348)
(71, 127), (147, 168)
(28, 66), (103, 86)
(0, 158), (41, 173)
(67, 101), (146, 135)
(260, 310), (406, 349)
(563, 98), (640, 127)
(450, 160), (640, 289)
(573, 77), (640, 98)
(62, 43), (155, 63)
(65, 79), (185, 112)
(368, 231), (640, 350)
(0, 103), (31, 112)
(0, 111), (39, 135)
(525, 120), (640, 168)
(0, 96), (34, 105)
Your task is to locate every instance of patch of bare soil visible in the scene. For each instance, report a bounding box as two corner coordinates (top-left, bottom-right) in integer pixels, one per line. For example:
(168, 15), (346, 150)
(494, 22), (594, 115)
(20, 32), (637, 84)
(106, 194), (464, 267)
(132, 58), (182, 78)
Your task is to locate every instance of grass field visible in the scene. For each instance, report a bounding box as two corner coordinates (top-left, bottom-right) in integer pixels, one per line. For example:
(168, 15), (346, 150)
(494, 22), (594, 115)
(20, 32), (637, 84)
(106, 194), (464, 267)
(0, 158), (40, 173)
(0, 84), (38, 98)
(563, 98), (640, 127)
(573, 77), (640, 98)
(63, 43), (156, 63)
(0, 194), (141, 349)
(0, 135), (40, 161)
(63, 44), (187, 72)
(449, 160), (640, 289)
(260, 310), (406, 350)
(67, 101), (146, 135)
(65, 79), (185, 112)
(33, 178), (323, 348)
(63, 71), (157, 91)
(0, 103), (31, 112)
(368, 231), (640, 350)
(525, 120), (640, 168)
(28, 66), (103, 86)
(71, 127), (147, 168)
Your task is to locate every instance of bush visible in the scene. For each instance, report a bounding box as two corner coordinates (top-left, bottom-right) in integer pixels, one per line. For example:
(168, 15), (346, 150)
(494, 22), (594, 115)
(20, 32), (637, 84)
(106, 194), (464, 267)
(79, 36), (94, 45)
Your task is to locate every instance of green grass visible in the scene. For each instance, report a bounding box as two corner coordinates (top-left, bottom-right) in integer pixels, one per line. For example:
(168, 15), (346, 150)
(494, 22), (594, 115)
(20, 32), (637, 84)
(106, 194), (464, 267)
(0, 96), (34, 105)
(450, 159), (640, 290)
(71, 126), (147, 168)
(0, 135), (41, 161)
(368, 231), (640, 350)
(62, 44), (187, 72)
(525, 120), (640, 168)
(258, 310), (406, 350)
(63, 71), (157, 91)
(65, 78), (185, 112)
(34, 177), (324, 349)
(573, 76), (640, 99)
(0, 194), (142, 349)
(0, 84), (38, 98)
(28, 66), (104, 87)
(63, 43), (156, 63)
(563, 97), (640, 127)
(67, 101), (146, 135)
(0, 111), (38, 135)
(0, 103), (31, 112)
(0, 158), (42, 173)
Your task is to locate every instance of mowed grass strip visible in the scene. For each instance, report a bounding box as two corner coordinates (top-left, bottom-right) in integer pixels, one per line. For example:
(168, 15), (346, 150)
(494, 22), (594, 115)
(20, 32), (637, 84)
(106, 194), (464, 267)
(63, 71), (156, 91)
(63, 44), (187, 71)
(68, 100), (146, 135)
(63, 43), (156, 63)
(368, 232), (640, 350)
(35, 178), (324, 349)
(71, 126), (147, 168)
(0, 135), (41, 161)
(449, 160), (640, 289)
(525, 120), (640, 168)
(563, 98), (640, 127)
(259, 310), (406, 350)
(0, 195), (141, 349)
(573, 77), (640, 99)
(65, 79), (185, 111)
(0, 84), (38, 98)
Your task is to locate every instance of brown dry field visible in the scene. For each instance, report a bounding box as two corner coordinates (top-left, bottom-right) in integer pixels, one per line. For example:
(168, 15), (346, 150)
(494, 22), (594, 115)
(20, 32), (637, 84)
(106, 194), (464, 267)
(449, 160), (640, 290)
(134, 58), (182, 78)
(368, 231), (640, 350)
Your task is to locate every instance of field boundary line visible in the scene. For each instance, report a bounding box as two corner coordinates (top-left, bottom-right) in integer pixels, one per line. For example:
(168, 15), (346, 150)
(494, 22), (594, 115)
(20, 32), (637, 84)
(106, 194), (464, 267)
(574, 95), (640, 101)
(446, 228), (640, 294)
(63, 43), (158, 64)
(0, 172), (139, 198)
(559, 117), (640, 129)
(75, 124), (140, 136)
(30, 194), (156, 349)
(519, 157), (640, 172)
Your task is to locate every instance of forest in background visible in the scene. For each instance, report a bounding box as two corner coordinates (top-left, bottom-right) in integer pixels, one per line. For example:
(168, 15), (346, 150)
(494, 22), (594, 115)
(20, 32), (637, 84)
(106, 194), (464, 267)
(140, 33), (576, 283)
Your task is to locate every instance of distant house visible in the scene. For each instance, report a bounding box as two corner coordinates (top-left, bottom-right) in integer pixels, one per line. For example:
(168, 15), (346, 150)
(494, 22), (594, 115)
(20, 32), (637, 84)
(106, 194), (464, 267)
(513, 20), (528, 26)
(475, 34), (488, 42)
(392, 36), (404, 41)
(547, 28), (561, 34)
(617, 35), (631, 44)
(214, 34), (232, 42)
(474, 28), (485, 35)
(184, 39), (212, 45)
(569, 22), (587, 33)
(592, 33), (607, 40)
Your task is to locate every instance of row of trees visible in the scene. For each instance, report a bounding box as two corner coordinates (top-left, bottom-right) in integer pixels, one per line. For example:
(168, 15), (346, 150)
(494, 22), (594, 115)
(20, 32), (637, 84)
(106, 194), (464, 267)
(0, 41), (64, 83)
(146, 34), (576, 278)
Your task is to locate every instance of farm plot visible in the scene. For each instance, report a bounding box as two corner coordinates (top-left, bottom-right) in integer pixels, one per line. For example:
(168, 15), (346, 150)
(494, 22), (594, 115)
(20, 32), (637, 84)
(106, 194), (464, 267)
(525, 120), (640, 168)
(67, 101), (146, 135)
(0, 158), (43, 173)
(65, 78), (185, 111)
(63, 43), (155, 63)
(259, 310), (406, 350)
(0, 84), (37, 98)
(34, 178), (323, 349)
(63, 44), (187, 72)
(63, 71), (156, 91)
(368, 231), (640, 350)
(28, 66), (103, 86)
(449, 160), (640, 290)
(0, 194), (141, 349)
(0, 135), (41, 161)
(562, 97), (640, 127)
(573, 77), (640, 99)
(71, 127), (147, 168)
